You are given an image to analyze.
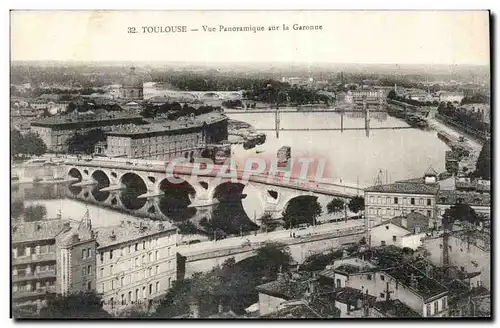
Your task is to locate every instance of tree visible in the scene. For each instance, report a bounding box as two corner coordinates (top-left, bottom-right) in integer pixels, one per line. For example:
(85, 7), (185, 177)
(258, 212), (278, 232)
(11, 199), (24, 219)
(442, 203), (480, 228)
(474, 142), (491, 180)
(326, 198), (345, 214)
(39, 291), (110, 318)
(23, 204), (47, 222)
(347, 196), (365, 214)
(176, 220), (198, 235)
(23, 132), (47, 156)
(282, 197), (322, 227)
(254, 242), (293, 280)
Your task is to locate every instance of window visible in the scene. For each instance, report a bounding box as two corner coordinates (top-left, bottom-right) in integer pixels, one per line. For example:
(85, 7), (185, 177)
(111, 280), (115, 290)
(442, 297), (447, 310)
(156, 265), (159, 275)
(367, 274), (372, 280)
(392, 236), (397, 242)
(410, 198), (415, 205)
(88, 248), (92, 258)
(121, 294), (125, 305)
(168, 277), (171, 288)
(135, 258), (139, 267)
(143, 241), (146, 250)
(142, 255), (146, 265)
(385, 226), (389, 230)
(449, 246), (452, 251)
(100, 253), (104, 264)
(110, 250), (113, 260)
(427, 199), (432, 206)
(394, 197), (398, 204)
(110, 265), (114, 275)
(87, 281), (92, 291)
(135, 289), (139, 301)
(426, 304), (431, 317)
(148, 267), (152, 277)
(135, 243), (138, 251)
(101, 283), (105, 293)
(128, 291), (132, 303)
(460, 266), (465, 272)
(149, 252), (153, 262)
(155, 251), (160, 261)
(427, 210), (432, 217)
(82, 267), (87, 276)
(128, 245), (131, 254)
(380, 275), (385, 281)
(110, 297), (114, 309)
(82, 249), (87, 259)
(380, 293), (385, 298)
(381, 241), (386, 246)
(121, 248), (124, 257)
(439, 244), (443, 249)
(87, 265), (91, 275)
(121, 276), (124, 287)
(100, 268), (104, 278)
(156, 281), (160, 293)
(149, 283), (153, 295)
(142, 286), (146, 299)
(434, 301), (439, 314)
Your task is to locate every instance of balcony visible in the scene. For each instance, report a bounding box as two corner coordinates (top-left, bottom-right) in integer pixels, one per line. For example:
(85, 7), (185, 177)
(12, 270), (56, 283)
(12, 286), (56, 300)
(12, 253), (56, 266)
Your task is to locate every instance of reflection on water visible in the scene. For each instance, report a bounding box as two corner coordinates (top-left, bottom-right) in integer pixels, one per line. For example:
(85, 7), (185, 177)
(11, 111), (449, 235)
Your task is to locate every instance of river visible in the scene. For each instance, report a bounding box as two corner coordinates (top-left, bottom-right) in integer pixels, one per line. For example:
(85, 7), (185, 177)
(12, 110), (450, 235)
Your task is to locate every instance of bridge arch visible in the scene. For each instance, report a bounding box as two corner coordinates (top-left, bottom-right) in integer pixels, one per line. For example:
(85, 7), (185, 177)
(90, 170), (110, 202)
(281, 195), (320, 225)
(119, 172), (148, 210)
(201, 92), (220, 100)
(211, 181), (247, 202)
(157, 177), (197, 221)
(68, 168), (83, 195)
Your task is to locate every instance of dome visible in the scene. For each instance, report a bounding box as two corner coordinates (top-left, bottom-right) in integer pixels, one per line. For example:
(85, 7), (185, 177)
(122, 67), (143, 88)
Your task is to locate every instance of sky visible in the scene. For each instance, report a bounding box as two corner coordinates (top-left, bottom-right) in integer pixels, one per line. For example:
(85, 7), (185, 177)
(10, 10), (490, 65)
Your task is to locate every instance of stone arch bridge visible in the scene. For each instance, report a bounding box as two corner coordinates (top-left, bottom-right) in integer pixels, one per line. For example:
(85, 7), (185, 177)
(61, 157), (363, 224)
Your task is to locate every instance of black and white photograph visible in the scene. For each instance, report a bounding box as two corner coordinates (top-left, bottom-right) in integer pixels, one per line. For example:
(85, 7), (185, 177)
(9, 10), (492, 319)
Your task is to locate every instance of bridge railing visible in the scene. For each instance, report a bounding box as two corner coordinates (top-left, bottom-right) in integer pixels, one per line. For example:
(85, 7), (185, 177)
(64, 157), (366, 194)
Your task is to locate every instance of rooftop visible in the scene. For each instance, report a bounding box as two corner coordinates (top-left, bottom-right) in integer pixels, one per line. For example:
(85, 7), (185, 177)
(95, 219), (176, 249)
(384, 264), (448, 300)
(30, 112), (143, 127)
(12, 219), (69, 244)
(365, 182), (439, 195)
(378, 212), (430, 235)
(262, 303), (323, 318)
(255, 275), (310, 300)
(373, 300), (421, 317)
(437, 190), (491, 206)
(107, 113), (227, 137)
(334, 287), (376, 305)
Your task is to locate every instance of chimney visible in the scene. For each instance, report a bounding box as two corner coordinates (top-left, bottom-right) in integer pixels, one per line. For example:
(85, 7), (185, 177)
(401, 217), (408, 229)
(158, 223), (164, 231)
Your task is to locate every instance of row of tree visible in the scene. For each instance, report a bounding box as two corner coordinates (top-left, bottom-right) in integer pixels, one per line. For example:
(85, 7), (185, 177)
(437, 102), (490, 136)
(11, 130), (47, 159)
(66, 129), (107, 154)
(140, 102), (221, 119)
(243, 82), (332, 106)
(11, 201), (47, 222)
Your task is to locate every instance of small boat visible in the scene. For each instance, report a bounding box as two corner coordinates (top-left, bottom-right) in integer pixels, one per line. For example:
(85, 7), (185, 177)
(255, 148), (265, 154)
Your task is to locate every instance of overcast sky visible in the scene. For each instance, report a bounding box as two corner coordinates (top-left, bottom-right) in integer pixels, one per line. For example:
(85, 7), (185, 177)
(10, 11), (490, 65)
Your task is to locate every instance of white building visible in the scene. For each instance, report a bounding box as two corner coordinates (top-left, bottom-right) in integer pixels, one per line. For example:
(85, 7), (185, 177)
(369, 212), (431, 249)
(423, 230), (490, 291)
(94, 220), (178, 313)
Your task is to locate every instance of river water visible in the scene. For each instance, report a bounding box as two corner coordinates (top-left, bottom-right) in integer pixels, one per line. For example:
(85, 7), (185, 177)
(12, 110), (450, 234)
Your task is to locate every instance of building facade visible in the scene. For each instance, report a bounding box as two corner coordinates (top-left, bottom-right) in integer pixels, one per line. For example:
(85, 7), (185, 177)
(439, 92), (465, 104)
(105, 113), (228, 161)
(30, 112), (144, 152)
(423, 231), (490, 291)
(12, 219), (68, 311)
(94, 220), (178, 313)
(364, 169), (440, 228)
(319, 258), (449, 317)
(369, 212), (430, 249)
(55, 215), (97, 295)
(345, 90), (385, 104)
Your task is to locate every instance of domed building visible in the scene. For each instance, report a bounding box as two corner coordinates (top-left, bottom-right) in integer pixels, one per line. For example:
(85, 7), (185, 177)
(121, 67), (143, 100)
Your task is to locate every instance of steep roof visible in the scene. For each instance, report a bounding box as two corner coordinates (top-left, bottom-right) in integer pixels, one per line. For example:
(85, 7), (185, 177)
(365, 182), (439, 195)
(373, 300), (421, 317)
(255, 276), (310, 300)
(377, 212), (430, 234)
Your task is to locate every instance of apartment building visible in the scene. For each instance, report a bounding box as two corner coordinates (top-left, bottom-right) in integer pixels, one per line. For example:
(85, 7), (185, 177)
(319, 258), (449, 317)
(364, 168), (440, 228)
(55, 215), (97, 295)
(94, 220), (178, 313)
(12, 219), (68, 311)
(423, 230), (491, 291)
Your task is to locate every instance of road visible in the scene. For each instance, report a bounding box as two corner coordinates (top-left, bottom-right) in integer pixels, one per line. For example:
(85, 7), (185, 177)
(177, 218), (365, 256)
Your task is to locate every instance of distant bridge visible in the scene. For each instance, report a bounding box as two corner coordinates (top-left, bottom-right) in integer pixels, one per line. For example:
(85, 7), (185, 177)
(147, 90), (244, 101)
